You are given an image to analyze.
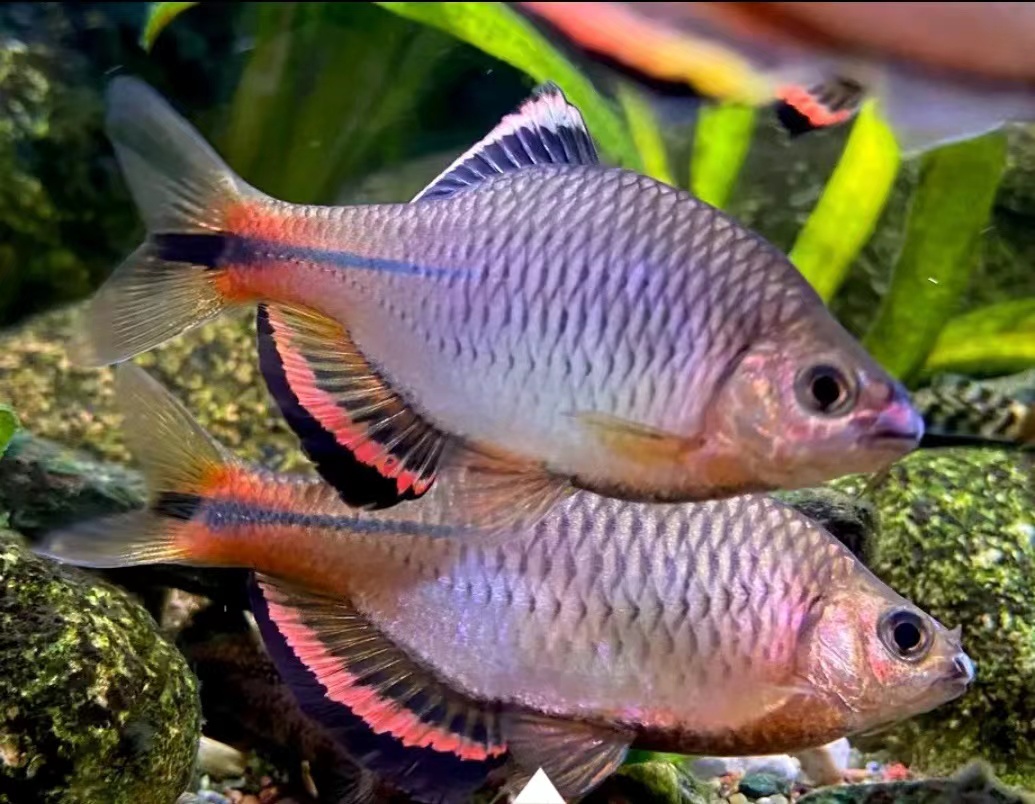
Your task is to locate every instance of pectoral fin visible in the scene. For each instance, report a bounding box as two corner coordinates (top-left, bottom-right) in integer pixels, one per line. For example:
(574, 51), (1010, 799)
(502, 712), (633, 800)
(575, 412), (705, 466)
(441, 447), (575, 536)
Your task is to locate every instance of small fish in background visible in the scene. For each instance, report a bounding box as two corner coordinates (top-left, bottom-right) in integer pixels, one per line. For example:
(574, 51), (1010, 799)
(515, 2), (1035, 155)
(915, 372), (1035, 450)
(72, 76), (922, 531)
(38, 365), (972, 804)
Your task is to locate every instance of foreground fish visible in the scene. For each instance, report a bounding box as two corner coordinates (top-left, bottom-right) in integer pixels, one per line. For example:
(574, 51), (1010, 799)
(516, 2), (1035, 154)
(75, 76), (922, 528)
(915, 372), (1035, 450)
(39, 366), (971, 803)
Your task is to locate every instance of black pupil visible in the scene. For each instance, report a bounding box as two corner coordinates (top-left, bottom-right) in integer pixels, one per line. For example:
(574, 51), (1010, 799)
(811, 372), (844, 411)
(893, 619), (923, 652)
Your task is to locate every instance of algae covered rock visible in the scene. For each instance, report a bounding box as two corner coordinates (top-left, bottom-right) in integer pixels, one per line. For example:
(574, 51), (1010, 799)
(0, 529), (201, 803)
(583, 759), (719, 804)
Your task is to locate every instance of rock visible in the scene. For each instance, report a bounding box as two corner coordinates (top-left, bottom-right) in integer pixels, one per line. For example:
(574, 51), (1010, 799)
(727, 795), (748, 804)
(755, 796), (789, 804)
(737, 772), (791, 799)
(797, 760), (1032, 804)
(0, 529), (201, 803)
(582, 760), (719, 804)
(829, 449), (1035, 784)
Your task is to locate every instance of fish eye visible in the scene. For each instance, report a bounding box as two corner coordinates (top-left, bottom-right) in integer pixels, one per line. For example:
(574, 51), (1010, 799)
(795, 364), (856, 416)
(879, 608), (932, 661)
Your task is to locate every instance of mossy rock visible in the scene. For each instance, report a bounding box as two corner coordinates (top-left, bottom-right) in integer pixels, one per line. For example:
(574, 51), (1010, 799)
(0, 530), (201, 803)
(582, 759), (718, 804)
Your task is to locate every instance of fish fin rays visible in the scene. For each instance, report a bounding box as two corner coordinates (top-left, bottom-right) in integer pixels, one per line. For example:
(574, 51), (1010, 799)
(501, 712), (632, 800)
(440, 448), (575, 537)
(35, 363), (231, 569)
(250, 575), (506, 803)
(774, 77), (864, 136)
(257, 303), (447, 508)
(76, 77), (262, 366)
(574, 411), (705, 465)
(413, 82), (598, 203)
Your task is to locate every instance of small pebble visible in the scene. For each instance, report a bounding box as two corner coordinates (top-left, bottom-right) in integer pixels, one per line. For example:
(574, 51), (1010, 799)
(739, 771), (791, 799)
(727, 794), (748, 804)
(756, 796), (789, 804)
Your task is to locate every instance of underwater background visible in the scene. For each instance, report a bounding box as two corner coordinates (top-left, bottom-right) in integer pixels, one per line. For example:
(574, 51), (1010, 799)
(1, 3), (1035, 802)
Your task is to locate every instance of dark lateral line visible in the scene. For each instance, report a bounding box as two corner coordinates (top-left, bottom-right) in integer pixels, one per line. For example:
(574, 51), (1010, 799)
(153, 232), (456, 278)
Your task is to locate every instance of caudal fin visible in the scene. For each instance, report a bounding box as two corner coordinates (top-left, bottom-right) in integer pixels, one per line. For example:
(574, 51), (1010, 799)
(36, 364), (235, 568)
(75, 77), (260, 366)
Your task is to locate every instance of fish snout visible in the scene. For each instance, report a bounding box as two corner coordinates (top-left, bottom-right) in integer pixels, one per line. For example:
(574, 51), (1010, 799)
(864, 383), (925, 449)
(950, 652), (976, 687)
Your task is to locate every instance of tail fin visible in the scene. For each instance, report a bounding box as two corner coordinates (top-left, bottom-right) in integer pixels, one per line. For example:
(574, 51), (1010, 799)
(36, 364), (236, 568)
(75, 76), (260, 366)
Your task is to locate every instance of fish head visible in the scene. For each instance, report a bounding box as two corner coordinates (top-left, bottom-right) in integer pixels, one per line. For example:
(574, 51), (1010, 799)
(707, 318), (924, 490)
(797, 569), (973, 734)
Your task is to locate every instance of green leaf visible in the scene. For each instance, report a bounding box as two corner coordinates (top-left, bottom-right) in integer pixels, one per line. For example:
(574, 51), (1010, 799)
(0, 405), (19, 459)
(789, 102), (900, 301)
(616, 85), (674, 185)
(922, 299), (1035, 378)
(863, 132), (1008, 383)
(921, 333), (1035, 379)
(374, 2), (642, 169)
(140, 2), (199, 51)
(689, 102), (756, 209)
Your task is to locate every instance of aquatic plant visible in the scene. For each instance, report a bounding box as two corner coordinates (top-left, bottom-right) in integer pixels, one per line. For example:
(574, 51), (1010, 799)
(0, 405), (17, 458)
(140, 0), (1035, 386)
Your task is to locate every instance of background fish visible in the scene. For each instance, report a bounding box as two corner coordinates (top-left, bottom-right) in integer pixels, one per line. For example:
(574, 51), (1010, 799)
(74, 76), (922, 529)
(39, 365), (972, 804)
(515, 2), (1035, 155)
(915, 372), (1035, 450)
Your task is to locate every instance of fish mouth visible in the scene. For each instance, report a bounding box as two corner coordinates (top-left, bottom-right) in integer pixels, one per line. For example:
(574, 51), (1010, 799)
(863, 395), (926, 449)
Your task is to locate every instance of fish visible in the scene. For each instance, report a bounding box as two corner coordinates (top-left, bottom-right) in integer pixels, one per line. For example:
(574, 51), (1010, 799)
(514, 2), (1035, 155)
(37, 364), (972, 804)
(915, 372), (1035, 450)
(74, 76), (923, 531)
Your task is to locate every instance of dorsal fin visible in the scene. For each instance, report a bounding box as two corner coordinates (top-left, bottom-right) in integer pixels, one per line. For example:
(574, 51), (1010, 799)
(250, 575), (507, 803)
(413, 82), (599, 202)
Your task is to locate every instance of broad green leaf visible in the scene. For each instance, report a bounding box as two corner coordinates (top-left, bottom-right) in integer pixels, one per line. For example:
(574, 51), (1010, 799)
(863, 132), (1008, 383)
(0, 405), (19, 458)
(689, 102), (756, 209)
(374, 2), (641, 169)
(921, 333), (1035, 379)
(789, 102), (900, 301)
(922, 299), (1035, 378)
(140, 2), (199, 51)
(616, 85), (674, 185)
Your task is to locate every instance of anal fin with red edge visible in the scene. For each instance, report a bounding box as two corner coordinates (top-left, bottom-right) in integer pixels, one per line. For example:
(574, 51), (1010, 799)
(249, 574), (507, 803)
(257, 302), (446, 509)
(258, 302), (573, 531)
